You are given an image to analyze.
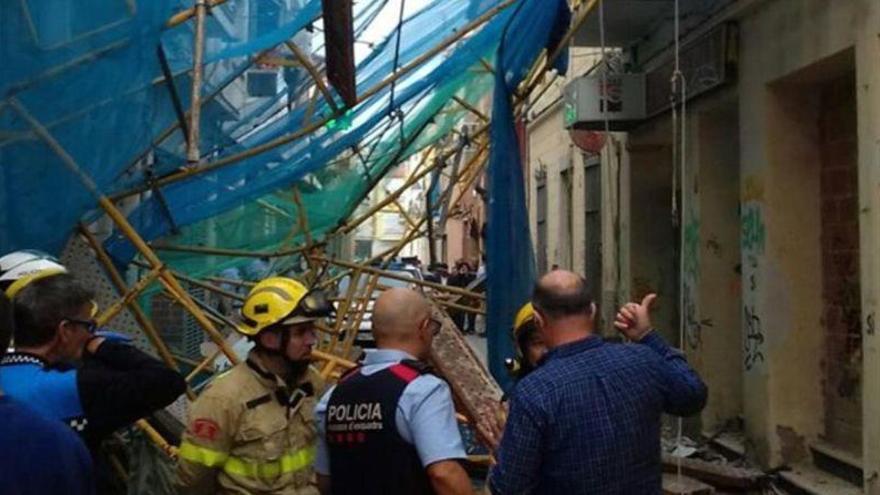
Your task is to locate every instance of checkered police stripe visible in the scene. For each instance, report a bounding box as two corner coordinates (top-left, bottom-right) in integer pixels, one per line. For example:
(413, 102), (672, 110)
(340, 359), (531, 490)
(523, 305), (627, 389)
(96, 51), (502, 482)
(0, 353), (44, 366)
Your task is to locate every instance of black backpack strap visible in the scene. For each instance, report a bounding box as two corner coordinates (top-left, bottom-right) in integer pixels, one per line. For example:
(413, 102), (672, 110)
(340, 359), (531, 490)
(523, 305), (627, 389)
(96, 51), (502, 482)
(398, 359), (434, 375)
(338, 365), (362, 383)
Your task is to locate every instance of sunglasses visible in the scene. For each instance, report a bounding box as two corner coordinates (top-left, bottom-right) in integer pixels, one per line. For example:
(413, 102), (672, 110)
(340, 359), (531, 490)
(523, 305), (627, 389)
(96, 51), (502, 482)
(63, 318), (98, 334)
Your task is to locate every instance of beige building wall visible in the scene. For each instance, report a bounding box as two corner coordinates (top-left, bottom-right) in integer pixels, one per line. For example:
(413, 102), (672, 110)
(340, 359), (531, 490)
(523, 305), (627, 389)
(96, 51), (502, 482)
(528, 103), (576, 272)
(527, 48), (604, 277)
(691, 100), (744, 436)
(527, 2), (879, 487)
(625, 88), (745, 437)
(857, 8), (880, 493)
(737, 1), (879, 482)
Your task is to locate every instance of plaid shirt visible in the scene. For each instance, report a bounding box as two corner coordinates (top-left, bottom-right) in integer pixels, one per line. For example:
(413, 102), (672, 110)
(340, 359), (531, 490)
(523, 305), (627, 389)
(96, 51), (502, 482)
(489, 332), (707, 494)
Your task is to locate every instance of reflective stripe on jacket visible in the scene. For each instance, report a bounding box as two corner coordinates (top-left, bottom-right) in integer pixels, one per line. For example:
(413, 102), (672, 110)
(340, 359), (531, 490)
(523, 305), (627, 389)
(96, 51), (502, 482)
(177, 350), (323, 495)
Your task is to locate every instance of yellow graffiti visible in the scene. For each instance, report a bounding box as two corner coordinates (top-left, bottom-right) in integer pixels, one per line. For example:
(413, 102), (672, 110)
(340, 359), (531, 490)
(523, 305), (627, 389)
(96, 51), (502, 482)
(742, 176), (764, 202)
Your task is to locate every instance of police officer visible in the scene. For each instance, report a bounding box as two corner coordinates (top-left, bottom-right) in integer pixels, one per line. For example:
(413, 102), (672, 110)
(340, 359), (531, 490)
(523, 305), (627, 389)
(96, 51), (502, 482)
(177, 277), (331, 495)
(1, 268), (186, 494)
(0, 254), (185, 452)
(0, 249), (67, 295)
(314, 288), (473, 495)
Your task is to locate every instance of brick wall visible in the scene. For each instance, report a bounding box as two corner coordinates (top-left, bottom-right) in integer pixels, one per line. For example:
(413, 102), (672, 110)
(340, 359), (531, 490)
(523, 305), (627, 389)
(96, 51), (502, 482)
(819, 72), (862, 453)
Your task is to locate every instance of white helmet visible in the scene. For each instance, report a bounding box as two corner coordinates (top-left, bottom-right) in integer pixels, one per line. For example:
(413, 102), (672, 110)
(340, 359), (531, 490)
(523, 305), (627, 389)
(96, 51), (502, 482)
(0, 250), (67, 297)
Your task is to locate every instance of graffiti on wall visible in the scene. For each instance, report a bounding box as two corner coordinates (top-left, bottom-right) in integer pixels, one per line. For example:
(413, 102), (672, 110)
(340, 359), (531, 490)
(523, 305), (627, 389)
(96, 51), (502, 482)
(742, 202), (766, 372)
(683, 217), (700, 279)
(684, 290), (714, 350)
(743, 302), (765, 370)
(682, 216), (708, 349)
(741, 205), (766, 254)
(683, 217), (700, 348)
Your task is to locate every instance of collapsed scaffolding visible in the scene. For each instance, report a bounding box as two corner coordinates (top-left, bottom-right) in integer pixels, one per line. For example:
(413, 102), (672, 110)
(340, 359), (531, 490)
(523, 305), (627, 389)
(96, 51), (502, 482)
(1, 0), (598, 487)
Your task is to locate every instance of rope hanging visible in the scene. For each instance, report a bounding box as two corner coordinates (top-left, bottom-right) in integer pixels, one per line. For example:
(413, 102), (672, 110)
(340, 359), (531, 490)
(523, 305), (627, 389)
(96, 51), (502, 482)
(670, 0), (689, 484)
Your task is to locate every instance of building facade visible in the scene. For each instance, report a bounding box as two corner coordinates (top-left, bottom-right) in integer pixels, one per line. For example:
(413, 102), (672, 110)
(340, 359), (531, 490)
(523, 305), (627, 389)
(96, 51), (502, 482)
(527, 0), (879, 490)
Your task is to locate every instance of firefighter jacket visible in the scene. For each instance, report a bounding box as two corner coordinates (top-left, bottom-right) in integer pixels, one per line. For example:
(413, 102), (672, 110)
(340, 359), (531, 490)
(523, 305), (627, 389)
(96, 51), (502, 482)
(177, 350), (324, 495)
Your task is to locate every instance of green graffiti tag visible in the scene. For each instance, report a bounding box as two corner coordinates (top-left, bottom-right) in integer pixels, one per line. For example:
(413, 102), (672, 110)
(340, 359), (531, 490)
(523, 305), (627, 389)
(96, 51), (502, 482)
(563, 103), (577, 127)
(741, 205), (765, 253)
(682, 215), (704, 349)
(683, 217), (700, 278)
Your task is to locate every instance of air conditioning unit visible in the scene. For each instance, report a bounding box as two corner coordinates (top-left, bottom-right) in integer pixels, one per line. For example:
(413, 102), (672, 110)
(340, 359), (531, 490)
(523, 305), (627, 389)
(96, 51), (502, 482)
(563, 73), (646, 131)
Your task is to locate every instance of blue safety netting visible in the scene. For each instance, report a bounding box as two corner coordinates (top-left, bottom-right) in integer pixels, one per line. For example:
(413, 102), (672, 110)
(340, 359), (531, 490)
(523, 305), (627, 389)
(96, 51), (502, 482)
(485, 0), (570, 388)
(103, 0), (514, 266)
(2, 2), (574, 392)
(0, 0), (526, 268)
(1, 0), (177, 252)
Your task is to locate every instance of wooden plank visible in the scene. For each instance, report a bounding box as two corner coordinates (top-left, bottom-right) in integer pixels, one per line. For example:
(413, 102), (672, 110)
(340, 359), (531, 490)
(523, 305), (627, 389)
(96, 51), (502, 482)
(429, 305), (501, 444)
(662, 474), (715, 495)
(662, 455), (762, 489)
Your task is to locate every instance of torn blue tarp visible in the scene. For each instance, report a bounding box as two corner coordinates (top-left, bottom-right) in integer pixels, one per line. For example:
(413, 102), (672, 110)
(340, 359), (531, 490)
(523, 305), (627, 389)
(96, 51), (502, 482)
(485, 0), (570, 389)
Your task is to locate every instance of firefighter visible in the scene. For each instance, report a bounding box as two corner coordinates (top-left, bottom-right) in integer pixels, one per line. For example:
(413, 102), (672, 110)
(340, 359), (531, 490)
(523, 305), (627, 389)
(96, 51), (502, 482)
(177, 276), (332, 495)
(503, 302), (548, 382)
(314, 288), (473, 495)
(482, 302), (549, 453)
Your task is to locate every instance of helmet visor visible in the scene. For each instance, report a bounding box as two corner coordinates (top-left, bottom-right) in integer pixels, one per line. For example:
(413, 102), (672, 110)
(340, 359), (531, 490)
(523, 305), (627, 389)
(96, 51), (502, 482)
(279, 289), (334, 325)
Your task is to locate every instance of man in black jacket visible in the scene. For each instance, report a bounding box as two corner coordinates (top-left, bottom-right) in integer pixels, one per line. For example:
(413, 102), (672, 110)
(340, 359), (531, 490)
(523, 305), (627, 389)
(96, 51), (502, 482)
(447, 260), (476, 334)
(0, 272), (186, 453)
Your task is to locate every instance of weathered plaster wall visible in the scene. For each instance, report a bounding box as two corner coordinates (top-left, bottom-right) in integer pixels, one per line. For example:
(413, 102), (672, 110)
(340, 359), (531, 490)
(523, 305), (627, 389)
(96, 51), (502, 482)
(738, 0), (879, 477)
(691, 102), (744, 435)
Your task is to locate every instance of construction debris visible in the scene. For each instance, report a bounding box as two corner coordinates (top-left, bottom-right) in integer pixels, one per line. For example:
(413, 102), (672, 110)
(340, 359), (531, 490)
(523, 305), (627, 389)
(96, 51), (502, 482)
(661, 430), (766, 493)
(662, 473), (715, 495)
(662, 455), (765, 491)
(429, 305), (502, 443)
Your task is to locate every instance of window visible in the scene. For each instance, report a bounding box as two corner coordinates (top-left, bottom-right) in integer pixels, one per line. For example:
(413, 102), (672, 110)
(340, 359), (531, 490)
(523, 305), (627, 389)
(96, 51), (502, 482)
(560, 166), (573, 268)
(536, 177), (548, 273)
(354, 240), (373, 260)
(584, 154), (602, 299)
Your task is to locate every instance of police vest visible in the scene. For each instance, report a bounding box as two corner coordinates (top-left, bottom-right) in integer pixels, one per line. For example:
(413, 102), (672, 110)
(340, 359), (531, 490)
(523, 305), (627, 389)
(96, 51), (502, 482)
(326, 361), (434, 495)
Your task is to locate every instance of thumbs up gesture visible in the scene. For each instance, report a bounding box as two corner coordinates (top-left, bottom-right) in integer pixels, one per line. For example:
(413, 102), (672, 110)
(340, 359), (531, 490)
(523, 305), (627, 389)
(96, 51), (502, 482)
(614, 294), (657, 342)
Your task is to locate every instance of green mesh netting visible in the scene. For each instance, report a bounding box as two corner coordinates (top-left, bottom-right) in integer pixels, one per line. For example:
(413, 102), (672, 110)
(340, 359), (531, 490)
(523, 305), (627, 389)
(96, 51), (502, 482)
(148, 67), (494, 282)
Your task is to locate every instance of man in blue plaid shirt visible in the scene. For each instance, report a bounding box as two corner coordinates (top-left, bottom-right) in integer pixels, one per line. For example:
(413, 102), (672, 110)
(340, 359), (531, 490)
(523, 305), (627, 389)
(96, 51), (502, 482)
(488, 270), (707, 494)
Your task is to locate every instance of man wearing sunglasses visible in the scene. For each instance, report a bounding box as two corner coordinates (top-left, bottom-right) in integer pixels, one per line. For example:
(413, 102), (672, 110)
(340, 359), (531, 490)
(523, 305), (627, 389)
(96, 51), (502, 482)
(0, 273), (186, 452)
(0, 291), (96, 494)
(178, 276), (332, 495)
(314, 288), (472, 495)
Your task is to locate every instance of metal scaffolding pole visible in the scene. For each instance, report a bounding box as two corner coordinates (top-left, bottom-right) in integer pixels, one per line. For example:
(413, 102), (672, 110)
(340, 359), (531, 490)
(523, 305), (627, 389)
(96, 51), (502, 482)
(186, 0), (207, 164)
(109, 0), (517, 201)
(10, 98), (239, 365)
(78, 225), (196, 401)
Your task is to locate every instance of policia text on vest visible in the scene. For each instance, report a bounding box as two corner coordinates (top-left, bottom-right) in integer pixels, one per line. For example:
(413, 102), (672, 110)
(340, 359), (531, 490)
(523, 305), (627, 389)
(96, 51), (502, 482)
(326, 402), (383, 432)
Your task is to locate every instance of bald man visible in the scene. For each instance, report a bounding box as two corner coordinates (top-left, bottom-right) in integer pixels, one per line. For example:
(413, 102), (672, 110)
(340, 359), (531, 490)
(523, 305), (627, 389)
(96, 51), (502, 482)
(314, 288), (472, 495)
(488, 271), (706, 494)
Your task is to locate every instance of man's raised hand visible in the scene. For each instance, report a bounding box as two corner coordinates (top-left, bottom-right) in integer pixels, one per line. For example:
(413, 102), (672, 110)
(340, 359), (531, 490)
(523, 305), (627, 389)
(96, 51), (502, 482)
(614, 293), (657, 342)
